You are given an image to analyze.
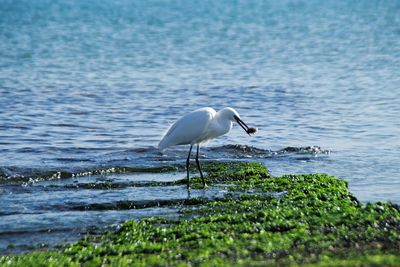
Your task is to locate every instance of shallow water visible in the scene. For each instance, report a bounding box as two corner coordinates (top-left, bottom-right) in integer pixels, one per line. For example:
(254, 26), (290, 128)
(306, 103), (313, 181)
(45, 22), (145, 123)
(1, 0), (400, 253)
(0, 168), (227, 253)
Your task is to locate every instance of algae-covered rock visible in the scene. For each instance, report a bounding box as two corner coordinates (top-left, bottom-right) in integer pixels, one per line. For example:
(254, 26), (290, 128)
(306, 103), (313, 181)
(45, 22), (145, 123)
(1, 162), (399, 266)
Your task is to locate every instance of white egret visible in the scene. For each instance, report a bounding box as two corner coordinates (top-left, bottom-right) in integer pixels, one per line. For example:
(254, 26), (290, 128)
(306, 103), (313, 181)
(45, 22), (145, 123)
(159, 107), (256, 188)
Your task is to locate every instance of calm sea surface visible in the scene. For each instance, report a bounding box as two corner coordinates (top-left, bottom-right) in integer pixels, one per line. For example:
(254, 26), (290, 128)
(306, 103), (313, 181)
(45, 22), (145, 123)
(1, 0), (399, 253)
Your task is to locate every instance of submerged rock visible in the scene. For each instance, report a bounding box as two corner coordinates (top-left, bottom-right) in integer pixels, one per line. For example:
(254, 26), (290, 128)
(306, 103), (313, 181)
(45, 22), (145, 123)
(1, 162), (399, 266)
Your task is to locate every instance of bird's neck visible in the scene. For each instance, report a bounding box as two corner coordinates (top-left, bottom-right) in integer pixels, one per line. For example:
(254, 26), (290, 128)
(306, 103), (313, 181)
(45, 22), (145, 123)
(211, 116), (232, 136)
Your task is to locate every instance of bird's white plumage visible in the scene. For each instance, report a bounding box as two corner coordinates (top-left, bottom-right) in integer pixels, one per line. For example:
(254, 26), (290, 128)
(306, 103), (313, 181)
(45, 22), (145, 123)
(158, 107), (245, 151)
(158, 107), (252, 188)
(159, 107), (216, 150)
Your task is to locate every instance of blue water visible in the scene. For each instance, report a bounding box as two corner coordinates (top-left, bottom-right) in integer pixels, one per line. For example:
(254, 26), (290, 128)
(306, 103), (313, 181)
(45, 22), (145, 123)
(1, 0), (400, 253)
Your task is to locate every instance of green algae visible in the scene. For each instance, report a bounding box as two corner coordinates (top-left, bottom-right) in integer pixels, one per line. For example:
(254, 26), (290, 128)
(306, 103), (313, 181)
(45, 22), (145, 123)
(1, 162), (399, 266)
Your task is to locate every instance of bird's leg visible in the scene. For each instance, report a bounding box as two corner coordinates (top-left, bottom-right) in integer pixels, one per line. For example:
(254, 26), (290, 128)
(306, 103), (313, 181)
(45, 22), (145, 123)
(186, 145), (193, 189)
(196, 144), (206, 188)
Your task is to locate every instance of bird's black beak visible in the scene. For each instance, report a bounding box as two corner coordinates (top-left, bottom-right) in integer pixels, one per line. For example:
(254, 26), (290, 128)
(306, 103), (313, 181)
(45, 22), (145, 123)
(234, 115), (250, 135)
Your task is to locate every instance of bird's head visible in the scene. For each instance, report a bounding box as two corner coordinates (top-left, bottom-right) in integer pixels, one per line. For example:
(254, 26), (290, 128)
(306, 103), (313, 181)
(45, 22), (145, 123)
(219, 107), (257, 135)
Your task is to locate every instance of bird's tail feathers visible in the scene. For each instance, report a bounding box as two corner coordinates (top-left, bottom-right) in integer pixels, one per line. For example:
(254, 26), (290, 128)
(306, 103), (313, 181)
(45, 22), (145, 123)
(158, 138), (168, 151)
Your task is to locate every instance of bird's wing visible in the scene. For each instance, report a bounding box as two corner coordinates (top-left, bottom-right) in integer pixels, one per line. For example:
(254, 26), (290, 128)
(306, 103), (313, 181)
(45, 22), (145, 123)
(159, 108), (216, 150)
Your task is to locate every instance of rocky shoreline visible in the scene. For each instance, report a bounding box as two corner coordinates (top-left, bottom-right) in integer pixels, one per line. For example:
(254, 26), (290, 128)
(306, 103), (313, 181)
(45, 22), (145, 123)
(1, 162), (399, 266)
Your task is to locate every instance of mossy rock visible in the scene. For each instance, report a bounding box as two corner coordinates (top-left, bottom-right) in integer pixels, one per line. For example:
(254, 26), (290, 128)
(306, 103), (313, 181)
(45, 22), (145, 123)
(187, 161), (270, 187)
(1, 162), (399, 266)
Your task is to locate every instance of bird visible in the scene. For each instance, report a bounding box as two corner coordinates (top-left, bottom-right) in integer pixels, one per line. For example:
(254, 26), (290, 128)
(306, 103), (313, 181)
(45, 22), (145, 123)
(159, 107), (256, 189)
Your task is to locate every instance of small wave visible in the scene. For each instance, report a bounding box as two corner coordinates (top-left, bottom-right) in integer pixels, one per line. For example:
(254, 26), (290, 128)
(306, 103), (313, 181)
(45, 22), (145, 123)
(0, 166), (180, 186)
(276, 146), (330, 155)
(126, 147), (158, 153)
(207, 144), (329, 159)
(209, 144), (270, 155)
(0, 145), (329, 185)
